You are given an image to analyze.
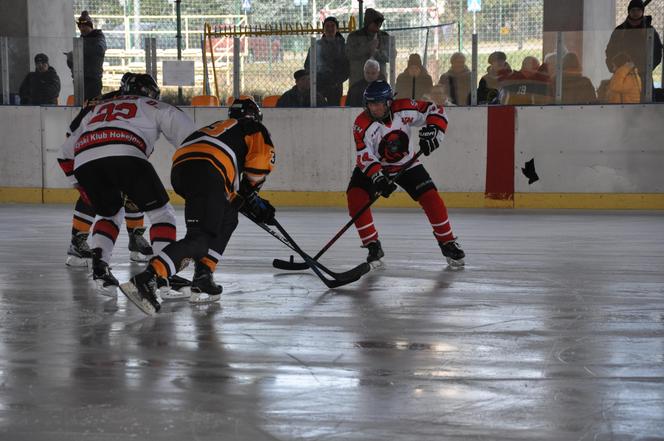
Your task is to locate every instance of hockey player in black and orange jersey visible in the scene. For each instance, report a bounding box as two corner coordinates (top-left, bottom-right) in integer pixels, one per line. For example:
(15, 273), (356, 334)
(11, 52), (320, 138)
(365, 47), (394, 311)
(59, 73), (195, 295)
(347, 80), (465, 267)
(120, 96), (277, 315)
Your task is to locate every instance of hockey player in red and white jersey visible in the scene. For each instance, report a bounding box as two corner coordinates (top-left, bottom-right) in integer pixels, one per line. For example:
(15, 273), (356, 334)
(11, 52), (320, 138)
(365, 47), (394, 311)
(347, 80), (465, 266)
(59, 73), (195, 295)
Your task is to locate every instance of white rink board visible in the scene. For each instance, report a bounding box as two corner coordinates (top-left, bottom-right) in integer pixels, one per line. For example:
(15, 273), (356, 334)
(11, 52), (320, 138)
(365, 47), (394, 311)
(515, 105), (664, 193)
(0, 106), (43, 188)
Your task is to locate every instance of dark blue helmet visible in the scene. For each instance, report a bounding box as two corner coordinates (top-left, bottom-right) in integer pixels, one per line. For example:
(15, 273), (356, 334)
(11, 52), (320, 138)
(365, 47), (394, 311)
(363, 80), (393, 105)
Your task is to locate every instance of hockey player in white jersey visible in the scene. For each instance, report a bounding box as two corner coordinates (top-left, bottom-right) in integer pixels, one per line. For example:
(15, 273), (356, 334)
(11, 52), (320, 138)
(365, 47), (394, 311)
(59, 73), (195, 295)
(347, 80), (465, 266)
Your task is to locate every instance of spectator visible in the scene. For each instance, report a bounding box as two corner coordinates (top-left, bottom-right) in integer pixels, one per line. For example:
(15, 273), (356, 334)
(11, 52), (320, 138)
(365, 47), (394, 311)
(605, 0), (662, 93)
(438, 52), (471, 105)
(276, 69), (327, 107)
(551, 53), (597, 104)
(607, 52), (642, 103)
(304, 16), (349, 106)
(500, 56), (551, 105)
(477, 51), (512, 104)
(65, 10), (107, 101)
(394, 53), (433, 101)
(18, 53), (61, 105)
(423, 84), (455, 107)
(345, 8), (390, 86)
(346, 59), (383, 107)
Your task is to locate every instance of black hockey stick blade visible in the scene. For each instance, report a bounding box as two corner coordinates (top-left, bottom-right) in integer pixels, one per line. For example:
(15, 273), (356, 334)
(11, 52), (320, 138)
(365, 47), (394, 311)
(272, 255), (310, 271)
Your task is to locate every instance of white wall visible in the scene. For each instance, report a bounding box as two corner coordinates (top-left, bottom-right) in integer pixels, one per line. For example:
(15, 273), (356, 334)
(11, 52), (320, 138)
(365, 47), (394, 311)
(515, 104), (664, 193)
(1, 105), (663, 196)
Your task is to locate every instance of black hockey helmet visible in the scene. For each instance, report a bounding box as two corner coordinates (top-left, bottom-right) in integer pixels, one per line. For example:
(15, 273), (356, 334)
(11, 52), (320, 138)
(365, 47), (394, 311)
(228, 96), (263, 122)
(119, 73), (160, 99)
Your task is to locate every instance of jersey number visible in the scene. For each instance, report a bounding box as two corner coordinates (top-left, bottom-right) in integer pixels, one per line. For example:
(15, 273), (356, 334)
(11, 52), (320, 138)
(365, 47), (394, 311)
(90, 103), (138, 123)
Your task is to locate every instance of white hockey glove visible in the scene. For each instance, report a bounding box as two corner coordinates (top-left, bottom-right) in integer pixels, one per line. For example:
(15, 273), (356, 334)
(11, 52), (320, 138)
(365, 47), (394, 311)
(418, 125), (440, 156)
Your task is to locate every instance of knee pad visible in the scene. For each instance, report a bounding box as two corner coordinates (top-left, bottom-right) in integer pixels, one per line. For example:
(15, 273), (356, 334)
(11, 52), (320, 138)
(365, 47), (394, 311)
(145, 203), (176, 227)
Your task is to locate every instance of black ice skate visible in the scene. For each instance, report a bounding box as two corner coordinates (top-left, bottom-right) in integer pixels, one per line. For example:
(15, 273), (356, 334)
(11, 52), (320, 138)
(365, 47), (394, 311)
(364, 240), (385, 268)
(189, 262), (222, 304)
(91, 248), (119, 296)
(66, 232), (92, 267)
(128, 228), (154, 263)
(119, 267), (161, 315)
(439, 239), (465, 267)
(157, 274), (192, 301)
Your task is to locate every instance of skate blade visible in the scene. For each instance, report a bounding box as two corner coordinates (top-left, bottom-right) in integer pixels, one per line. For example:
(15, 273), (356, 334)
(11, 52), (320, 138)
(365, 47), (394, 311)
(95, 279), (118, 297)
(368, 260), (384, 270)
(159, 286), (191, 301)
(129, 251), (151, 263)
(119, 282), (158, 316)
(189, 291), (221, 304)
(446, 257), (465, 268)
(66, 255), (91, 268)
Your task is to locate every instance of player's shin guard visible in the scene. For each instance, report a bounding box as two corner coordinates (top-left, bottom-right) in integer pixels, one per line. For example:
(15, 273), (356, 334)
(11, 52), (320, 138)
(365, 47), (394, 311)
(417, 189), (455, 243)
(347, 187), (379, 245)
(89, 210), (123, 265)
(145, 204), (176, 255)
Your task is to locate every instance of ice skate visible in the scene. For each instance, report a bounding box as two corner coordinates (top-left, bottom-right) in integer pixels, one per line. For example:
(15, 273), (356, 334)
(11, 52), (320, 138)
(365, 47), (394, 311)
(119, 267), (161, 315)
(189, 262), (222, 304)
(157, 274), (192, 301)
(128, 228), (153, 263)
(439, 239), (465, 267)
(364, 240), (384, 269)
(91, 248), (119, 296)
(65, 232), (92, 267)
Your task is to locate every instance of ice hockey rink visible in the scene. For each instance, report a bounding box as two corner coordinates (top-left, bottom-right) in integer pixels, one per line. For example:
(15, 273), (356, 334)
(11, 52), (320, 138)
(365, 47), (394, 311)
(0, 204), (662, 440)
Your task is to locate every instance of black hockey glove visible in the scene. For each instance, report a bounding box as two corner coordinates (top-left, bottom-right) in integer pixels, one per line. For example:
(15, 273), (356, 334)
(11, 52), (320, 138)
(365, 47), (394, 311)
(241, 191), (276, 225)
(371, 171), (397, 198)
(419, 125), (440, 156)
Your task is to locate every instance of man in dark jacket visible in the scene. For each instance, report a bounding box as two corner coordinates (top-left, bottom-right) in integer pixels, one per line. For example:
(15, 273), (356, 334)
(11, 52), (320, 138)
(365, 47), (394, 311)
(605, 0), (662, 91)
(276, 69), (327, 107)
(19, 53), (61, 105)
(304, 16), (349, 106)
(346, 59), (382, 107)
(345, 8), (391, 86)
(66, 10), (107, 100)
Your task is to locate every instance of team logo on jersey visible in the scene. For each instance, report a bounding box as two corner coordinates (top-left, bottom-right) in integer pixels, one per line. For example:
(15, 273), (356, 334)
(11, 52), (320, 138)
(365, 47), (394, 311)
(378, 130), (409, 163)
(401, 117), (413, 125)
(353, 124), (363, 133)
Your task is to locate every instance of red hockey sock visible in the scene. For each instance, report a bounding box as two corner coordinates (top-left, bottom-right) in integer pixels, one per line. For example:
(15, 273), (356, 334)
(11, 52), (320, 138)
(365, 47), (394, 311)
(347, 187), (378, 245)
(417, 189), (454, 243)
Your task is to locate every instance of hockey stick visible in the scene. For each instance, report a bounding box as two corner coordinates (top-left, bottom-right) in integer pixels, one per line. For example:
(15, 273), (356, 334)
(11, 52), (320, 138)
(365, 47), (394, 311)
(273, 150), (425, 271)
(244, 214), (370, 288)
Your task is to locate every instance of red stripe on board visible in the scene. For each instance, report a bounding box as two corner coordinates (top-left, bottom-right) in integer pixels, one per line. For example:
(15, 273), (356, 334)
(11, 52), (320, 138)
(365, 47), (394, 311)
(485, 106), (515, 202)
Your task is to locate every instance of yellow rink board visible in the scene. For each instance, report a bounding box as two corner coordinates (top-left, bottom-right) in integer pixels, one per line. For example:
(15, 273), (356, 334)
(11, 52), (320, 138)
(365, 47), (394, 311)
(1, 188), (663, 210)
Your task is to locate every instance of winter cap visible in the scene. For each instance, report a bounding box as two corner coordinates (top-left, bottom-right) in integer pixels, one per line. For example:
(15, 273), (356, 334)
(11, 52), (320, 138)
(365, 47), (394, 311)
(628, 0), (645, 11)
(34, 53), (49, 64)
(364, 8), (384, 26)
(294, 69), (309, 80)
(323, 16), (339, 28)
(76, 10), (93, 27)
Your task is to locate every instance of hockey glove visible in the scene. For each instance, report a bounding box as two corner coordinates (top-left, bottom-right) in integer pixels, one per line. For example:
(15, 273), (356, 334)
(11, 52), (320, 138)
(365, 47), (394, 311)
(74, 184), (92, 207)
(370, 171), (397, 198)
(419, 125), (440, 156)
(241, 191), (276, 225)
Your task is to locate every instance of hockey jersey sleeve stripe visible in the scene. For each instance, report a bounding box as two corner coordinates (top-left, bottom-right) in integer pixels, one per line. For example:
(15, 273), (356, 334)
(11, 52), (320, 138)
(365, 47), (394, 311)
(244, 166), (271, 175)
(57, 158), (74, 176)
(426, 113), (449, 132)
(364, 162), (382, 177)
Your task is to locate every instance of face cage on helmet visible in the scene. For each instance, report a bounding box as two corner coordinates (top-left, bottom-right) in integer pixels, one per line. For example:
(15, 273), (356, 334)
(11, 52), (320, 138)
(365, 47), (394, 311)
(365, 98), (392, 121)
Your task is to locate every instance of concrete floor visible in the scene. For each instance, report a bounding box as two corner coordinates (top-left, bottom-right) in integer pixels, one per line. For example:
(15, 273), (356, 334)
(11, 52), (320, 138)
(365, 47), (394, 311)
(0, 204), (663, 441)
